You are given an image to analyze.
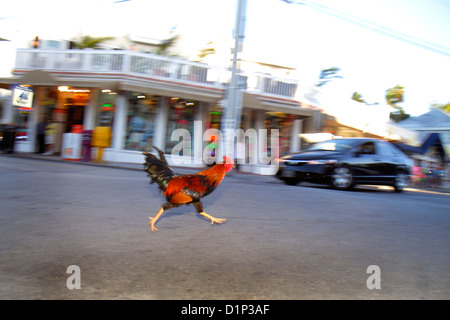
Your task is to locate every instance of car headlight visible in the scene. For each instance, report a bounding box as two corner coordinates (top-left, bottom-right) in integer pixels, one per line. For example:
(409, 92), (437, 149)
(307, 159), (337, 165)
(277, 156), (292, 164)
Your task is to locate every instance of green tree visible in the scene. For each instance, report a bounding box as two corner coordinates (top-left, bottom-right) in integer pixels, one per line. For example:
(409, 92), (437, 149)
(430, 101), (450, 113)
(71, 35), (114, 49)
(390, 109), (410, 122)
(351, 91), (367, 104)
(197, 41), (216, 61)
(156, 35), (179, 56)
(385, 85), (404, 110)
(316, 67), (342, 87)
(386, 85), (410, 122)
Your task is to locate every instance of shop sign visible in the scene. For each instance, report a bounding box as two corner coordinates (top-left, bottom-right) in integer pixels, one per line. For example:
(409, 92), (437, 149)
(62, 133), (82, 160)
(12, 85), (34, 109)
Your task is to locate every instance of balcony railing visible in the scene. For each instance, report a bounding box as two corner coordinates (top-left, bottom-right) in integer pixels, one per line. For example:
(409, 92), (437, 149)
(14, 49), (298, 99)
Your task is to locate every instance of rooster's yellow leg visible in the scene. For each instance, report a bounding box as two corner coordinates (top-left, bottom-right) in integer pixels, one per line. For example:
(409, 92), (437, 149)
(199, 212), (226, 225)
(149, 207), (164, 231)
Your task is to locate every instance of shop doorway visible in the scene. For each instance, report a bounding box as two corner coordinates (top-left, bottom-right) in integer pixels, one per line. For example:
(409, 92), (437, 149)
(65, 104), (85, 133)
(57, 89), (89, 133)
(51, 88), (90, 153)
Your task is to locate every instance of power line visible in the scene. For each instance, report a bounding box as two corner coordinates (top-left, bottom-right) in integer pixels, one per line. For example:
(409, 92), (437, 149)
(284, 0), (450, 57)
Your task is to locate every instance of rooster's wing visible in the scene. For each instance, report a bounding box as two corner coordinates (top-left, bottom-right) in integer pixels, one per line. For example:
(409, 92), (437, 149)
(164, 174), (218, 204)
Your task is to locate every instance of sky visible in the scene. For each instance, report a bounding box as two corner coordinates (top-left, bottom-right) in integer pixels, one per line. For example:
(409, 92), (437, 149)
(1, 0), (449, 116)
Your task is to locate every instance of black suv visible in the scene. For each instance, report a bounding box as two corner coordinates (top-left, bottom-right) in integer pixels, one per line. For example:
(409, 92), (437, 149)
(276, 138), (413, 192)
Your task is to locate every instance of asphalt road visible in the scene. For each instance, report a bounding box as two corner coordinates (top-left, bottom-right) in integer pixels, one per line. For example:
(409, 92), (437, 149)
(0, 155), (449, 299)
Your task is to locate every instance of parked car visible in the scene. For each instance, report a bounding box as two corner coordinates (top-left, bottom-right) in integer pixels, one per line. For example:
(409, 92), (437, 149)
(276, 138), (413, 192)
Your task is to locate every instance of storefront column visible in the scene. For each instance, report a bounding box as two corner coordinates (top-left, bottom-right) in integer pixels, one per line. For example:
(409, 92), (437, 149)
(153, 96), (169, 151)
(193, 102), (207, 163)
(1, 91), (13, 124)
(83, 89), (97, 130)
(312, 109), (322, 133)
(290, 119), (302, 153)
(255, 110), (264, 165)
(242, 108), (251, 130)
(28, 86), (42, 153)
(111, 91), (127, 150)
(54, 90), (67, 153)
(235, 109), (254, 171)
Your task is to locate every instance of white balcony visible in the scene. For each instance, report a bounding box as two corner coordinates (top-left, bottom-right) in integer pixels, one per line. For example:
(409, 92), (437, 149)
(13, 49), (298, 100)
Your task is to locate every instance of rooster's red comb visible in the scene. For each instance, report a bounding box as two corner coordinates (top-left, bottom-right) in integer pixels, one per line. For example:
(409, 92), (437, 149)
(223, 156), (233, 164)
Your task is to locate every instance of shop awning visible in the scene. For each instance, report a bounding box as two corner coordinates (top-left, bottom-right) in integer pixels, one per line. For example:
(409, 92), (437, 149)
(0, 76), (16, 89)
(394, 133), (443, 155)
(61, 80), (120, 91)
(242, 92), (313, 117)
(0, 70), (60, 87)
(118, 80), (223, 103)
(0, 70), (121, 91)
(17, 70), (59, 86)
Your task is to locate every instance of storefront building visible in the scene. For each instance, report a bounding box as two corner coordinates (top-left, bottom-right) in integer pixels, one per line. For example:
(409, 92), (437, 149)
(0, 48), (316, 174)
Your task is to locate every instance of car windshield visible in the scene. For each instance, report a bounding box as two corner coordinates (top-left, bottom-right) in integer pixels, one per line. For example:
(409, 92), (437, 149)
(307, 139), (354, 152)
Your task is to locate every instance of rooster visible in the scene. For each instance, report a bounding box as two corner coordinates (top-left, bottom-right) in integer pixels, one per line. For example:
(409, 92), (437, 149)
(143, 146), (233, 231)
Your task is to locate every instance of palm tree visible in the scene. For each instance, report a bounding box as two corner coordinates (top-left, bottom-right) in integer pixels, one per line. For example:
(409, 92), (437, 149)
(197, 41), (216, 62)
(71, 35), (114, 49)
(386, 85), (409, 122)
(316, 67), (342, 87)
(155, 35), (179, 56)
(430, 101), (450, 113)
(351, 91), (367, 104)
(385, 85), (404, 110)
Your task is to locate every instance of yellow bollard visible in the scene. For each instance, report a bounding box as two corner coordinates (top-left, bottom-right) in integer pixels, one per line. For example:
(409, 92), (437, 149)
(91, 126), (112, 163)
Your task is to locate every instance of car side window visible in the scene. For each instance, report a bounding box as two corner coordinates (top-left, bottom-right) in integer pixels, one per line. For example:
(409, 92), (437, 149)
(377, 142), (397, 156)
(388, 143), (404, 156)
(358, 142), (376, 155)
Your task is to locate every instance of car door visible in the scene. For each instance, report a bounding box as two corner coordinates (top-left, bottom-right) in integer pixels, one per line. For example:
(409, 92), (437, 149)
(375, 141), (401, 179)
(350, 141), (382, 181)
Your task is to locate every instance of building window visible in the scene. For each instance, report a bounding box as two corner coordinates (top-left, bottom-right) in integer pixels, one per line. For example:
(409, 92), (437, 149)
(165, 98), (196, 155)
(96, 90), (117, 127)
(125, 93), (159, 152)
(207, 104), (222, 131)
(264, 112), (296, 156)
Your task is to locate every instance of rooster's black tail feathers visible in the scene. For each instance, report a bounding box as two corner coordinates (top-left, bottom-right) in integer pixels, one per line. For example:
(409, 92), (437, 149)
(143, 146), (175, 192)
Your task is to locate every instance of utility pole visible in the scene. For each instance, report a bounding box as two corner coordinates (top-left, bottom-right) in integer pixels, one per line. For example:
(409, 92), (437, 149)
(222, 0), (247, 160)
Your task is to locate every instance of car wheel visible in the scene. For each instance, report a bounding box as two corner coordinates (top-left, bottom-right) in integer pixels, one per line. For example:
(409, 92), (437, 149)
(394, 172), (408, 193)
(331, 166), (354, 190)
